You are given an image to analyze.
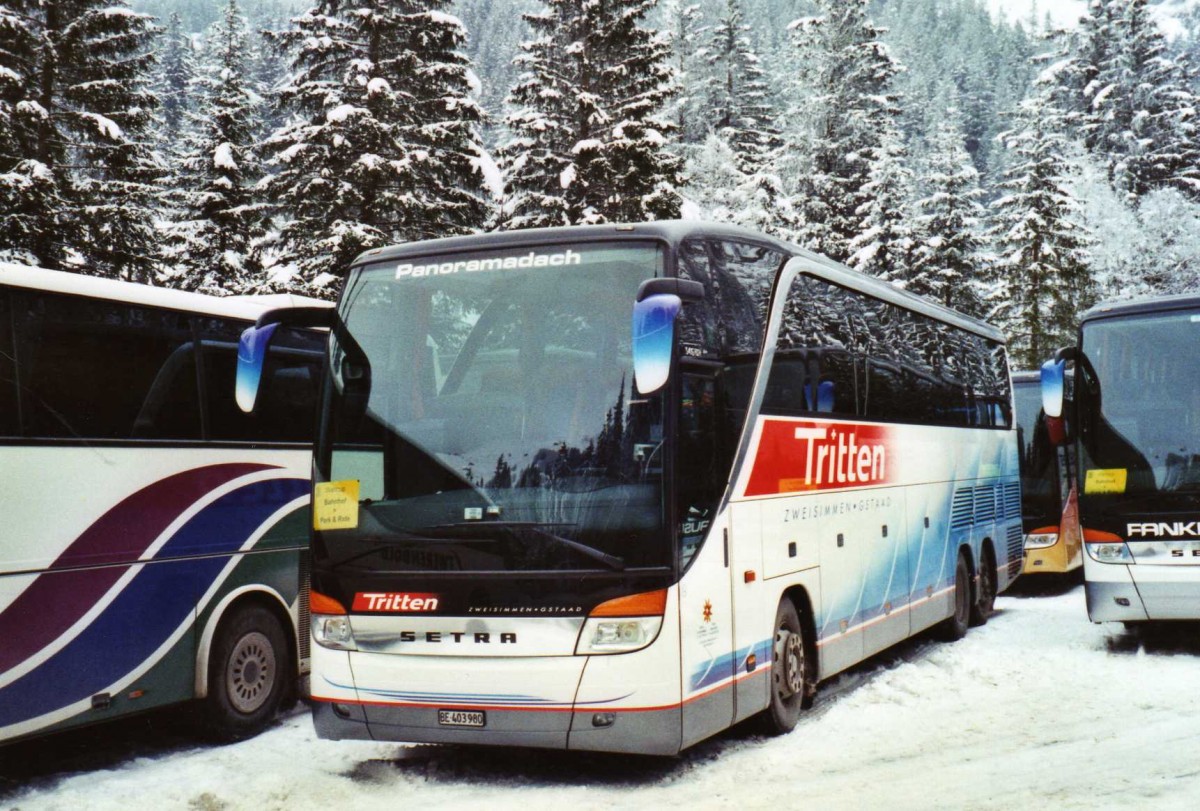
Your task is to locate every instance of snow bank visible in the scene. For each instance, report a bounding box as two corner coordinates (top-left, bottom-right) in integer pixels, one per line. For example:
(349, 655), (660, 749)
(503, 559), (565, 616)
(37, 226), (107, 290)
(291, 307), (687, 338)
(11, 589), (1200, 810)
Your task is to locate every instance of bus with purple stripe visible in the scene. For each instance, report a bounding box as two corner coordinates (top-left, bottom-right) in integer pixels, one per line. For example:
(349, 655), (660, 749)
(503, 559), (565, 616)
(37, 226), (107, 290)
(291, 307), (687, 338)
(240, 223), (1020, 755)
(0, 263), (328, 744)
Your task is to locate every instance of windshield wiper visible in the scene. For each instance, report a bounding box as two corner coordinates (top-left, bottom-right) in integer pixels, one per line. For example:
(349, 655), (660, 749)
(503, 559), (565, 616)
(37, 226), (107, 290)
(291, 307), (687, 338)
(426, 521), (627, 571)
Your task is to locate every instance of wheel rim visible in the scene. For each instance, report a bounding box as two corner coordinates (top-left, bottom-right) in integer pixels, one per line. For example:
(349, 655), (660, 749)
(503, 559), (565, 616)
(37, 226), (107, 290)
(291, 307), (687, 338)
(982, 562), (996, 607)
(226, 631), (275, 714)
(773, 628), (804, 699)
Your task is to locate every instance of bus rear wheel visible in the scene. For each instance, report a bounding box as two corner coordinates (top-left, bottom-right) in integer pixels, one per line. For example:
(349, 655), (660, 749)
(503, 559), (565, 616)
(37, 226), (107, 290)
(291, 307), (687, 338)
(970, 546), (997, 627)
(203, 604), (290, 741)
(760, 600), (813, 735)
(936, 551), (971, 642)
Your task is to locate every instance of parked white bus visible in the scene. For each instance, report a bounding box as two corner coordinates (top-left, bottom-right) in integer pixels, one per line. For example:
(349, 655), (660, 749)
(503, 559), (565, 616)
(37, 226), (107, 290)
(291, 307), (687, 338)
(1043, 293), (1200, 623)
(0, 263), (327, 744)
(240, 222), (1023, 755)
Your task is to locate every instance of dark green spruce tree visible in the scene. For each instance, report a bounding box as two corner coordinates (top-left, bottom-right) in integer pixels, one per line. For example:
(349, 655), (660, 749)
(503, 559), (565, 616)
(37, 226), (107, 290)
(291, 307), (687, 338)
(0, 0), (162, 279)
(166, 0), (267, 294)
(260, 0), (491, 292)
(498, 0), (682, 229)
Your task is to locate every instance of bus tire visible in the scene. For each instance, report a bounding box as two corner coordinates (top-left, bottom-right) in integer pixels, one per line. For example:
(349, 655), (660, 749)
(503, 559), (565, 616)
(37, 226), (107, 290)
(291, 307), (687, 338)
(760, 599), (813, 735)
(936, 551), (971, 642)
(970, 545), (997, 627)
(203, 604), (290, 741)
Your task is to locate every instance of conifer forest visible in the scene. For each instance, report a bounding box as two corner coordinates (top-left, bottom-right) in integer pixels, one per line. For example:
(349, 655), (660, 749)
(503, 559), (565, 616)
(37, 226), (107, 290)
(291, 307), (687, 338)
(4, 0), (1200, 369)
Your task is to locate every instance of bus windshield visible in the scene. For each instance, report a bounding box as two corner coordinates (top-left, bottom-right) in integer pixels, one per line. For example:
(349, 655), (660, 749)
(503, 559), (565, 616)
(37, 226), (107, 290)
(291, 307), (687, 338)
(1013, 377), (1061, 528)
(1081, 309), (1200, 509)
(319, 242), (669, 573)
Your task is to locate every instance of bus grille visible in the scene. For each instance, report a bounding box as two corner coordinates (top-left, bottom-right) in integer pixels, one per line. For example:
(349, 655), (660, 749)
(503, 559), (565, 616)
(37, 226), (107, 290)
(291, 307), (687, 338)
(973, 485), (997, 524)
(1003, 481), (1021, 520)
(1006, 524), (1024, 566)
(298, 551), (311, 662)
(951, 489), (974, 530)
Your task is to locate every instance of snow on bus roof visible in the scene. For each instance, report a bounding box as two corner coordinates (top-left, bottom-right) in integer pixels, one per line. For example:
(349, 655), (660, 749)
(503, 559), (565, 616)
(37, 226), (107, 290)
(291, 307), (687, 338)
(0, 263), (331, 321)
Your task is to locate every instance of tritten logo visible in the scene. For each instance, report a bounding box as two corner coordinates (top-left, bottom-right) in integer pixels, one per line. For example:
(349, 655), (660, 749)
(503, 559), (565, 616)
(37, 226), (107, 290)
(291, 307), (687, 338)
(353, 592), (440, 612)
(743, 419), (893, 497)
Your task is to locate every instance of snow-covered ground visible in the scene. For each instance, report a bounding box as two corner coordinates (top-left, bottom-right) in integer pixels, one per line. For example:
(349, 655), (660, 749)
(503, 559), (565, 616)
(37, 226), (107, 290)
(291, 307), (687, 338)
(7, 584), (1200, 810)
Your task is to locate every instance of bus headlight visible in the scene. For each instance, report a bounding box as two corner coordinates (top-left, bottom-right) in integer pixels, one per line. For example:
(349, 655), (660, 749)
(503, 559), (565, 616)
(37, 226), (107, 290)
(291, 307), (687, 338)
(1084, 530), (1133, 564)
(313, 615), (357, 651)
(575, 588), (667, 655)
(311, 590), (357, 650)
(577, 617), (663, 654)
(1086, 542), (1133, 564)
(1024, 532), (1059, 550)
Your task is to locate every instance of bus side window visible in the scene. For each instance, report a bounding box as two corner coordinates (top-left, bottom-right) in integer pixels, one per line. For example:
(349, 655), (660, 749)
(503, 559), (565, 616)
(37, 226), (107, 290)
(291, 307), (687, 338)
(0, 288), (17, 437)
(12, 290), (201, 440)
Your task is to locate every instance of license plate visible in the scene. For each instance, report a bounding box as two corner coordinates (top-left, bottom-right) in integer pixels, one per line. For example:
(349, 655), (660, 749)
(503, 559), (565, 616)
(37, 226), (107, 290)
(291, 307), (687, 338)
(438, 709), (485, 728)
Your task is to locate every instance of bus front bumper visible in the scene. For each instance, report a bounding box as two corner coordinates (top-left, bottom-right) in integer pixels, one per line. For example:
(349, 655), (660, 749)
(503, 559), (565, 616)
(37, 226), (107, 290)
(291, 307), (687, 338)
(309, 644), (684, 755)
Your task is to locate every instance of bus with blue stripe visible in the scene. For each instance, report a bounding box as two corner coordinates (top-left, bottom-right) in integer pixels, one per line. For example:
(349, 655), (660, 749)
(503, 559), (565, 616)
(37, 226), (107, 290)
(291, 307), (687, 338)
(0, 263), (326, 744)
(240, 222), (1021, 754)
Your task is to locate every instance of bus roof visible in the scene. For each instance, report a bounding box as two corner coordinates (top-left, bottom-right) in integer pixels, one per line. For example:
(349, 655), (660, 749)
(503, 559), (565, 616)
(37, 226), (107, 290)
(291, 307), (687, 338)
(349, 221), (1004, 343)
(1081, 292), (1200, 324)
(0, 263), (331, 321)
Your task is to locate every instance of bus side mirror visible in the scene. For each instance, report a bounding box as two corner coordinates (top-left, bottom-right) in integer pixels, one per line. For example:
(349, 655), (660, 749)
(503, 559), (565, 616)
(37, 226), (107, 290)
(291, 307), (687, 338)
(1041, 355), (1069, 446)
(237, 323), (279, 414)
(632, 293), (681, 396)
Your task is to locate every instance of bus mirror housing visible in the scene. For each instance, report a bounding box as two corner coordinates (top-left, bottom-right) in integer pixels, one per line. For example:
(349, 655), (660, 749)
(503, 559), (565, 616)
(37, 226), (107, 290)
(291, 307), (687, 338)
(632, 293), (682, 395)
(1041, 358), (1066, 419)
(237, 306), (334, 414)
(1041, 350), (1078, 446)
(237, 322), (279, 414)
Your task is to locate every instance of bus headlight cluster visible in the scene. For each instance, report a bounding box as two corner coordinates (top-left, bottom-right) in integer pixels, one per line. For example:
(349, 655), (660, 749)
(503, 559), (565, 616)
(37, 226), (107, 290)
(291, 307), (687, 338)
(575, 588), (668, 655)
(313, 615), (357, 651)
(1024, 532), (1059, 550)
(576, 617), (663, 654)
(1086, 541), (1133, 564)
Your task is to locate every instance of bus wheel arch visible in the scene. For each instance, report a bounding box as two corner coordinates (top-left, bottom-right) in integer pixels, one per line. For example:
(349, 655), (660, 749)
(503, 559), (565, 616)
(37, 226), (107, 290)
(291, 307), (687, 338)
(760, 589), (817, 735)
(197, 589), (296, 740)
(970, 539), (997, 627)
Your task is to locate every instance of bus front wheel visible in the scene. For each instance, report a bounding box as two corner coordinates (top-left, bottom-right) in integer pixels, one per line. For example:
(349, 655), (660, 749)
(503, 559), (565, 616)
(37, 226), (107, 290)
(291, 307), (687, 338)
(203, 604), (290, 741)
(760, 599), (813, 735)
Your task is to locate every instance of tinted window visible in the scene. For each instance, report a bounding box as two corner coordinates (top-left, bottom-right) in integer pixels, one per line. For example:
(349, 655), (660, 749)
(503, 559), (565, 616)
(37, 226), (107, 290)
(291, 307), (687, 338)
(769, 274), (1010, 428)
(12, 290), (201, 440)
(197, 317), (322, 443)
(678, 238), (783, 358)
(0, 288), (16, 437)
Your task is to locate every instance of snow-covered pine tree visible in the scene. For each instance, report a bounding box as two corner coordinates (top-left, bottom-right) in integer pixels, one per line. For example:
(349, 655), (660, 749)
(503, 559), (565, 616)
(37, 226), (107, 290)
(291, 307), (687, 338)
(662, 0), (707, 148)
(909, 103), (986, 316)
(498, 0), (682, 229)
(703, 0), (778, 174)
(1045, 0), (1200, 202)
(848, 122), (917, 285)
(0, 0), (163, 280)
(157, 12), (195, 150)
(780, 0), (904, 264)
(987, 95), (1095, 370)
(261, 0), (491, 292)
(165, 0), (266, 294)
(1101, 0), (1200, 200)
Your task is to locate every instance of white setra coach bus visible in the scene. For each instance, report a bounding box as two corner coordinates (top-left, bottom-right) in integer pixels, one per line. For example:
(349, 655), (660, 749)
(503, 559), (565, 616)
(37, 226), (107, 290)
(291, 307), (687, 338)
(0, 263), (327, 744)
(237, 222), (1022, 755)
